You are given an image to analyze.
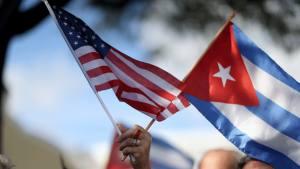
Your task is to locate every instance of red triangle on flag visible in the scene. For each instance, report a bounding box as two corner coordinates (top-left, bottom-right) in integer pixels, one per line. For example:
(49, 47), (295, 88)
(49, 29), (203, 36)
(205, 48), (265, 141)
(182, 22), (259, 106)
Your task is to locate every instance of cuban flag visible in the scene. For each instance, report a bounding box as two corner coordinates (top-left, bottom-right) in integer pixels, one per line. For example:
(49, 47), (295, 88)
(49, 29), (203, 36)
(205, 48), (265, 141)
(182, 22), (300, 169)
(150, 136), (194, 169)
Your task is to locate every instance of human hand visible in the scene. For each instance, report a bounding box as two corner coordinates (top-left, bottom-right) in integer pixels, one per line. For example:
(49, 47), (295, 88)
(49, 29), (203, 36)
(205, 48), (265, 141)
(118, 124), (152, 169)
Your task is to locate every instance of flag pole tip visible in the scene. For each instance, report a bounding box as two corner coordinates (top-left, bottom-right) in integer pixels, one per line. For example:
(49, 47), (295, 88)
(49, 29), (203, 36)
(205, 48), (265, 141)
(229, 11), (236, 20)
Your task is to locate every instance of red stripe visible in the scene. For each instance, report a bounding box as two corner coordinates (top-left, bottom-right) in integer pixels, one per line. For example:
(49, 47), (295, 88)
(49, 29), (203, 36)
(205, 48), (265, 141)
(167, 103), (179, 114)
(95, 80), (120, 91)
(79, 52), (102, 64)
(178, 94), (190, 107)
(111, 48), (182, 87)
(86, 66), (112, 78)
(117, 82), (164, 109)
(107, 52), (175, 101)
(118, 97), (161, 116)
(156, 114), (166, 122)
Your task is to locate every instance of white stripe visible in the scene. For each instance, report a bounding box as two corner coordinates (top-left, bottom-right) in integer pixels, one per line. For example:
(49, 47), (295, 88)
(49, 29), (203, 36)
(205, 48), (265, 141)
(160, 109), (173, 119)
(243, 57), (300, 118)
(120, 91), (158, 107)
(105, 58), (171, 107)
(172, 97), (185, 110)
(82, 59), (108, 71)
(74, 45), (96, 58)
(213, 102), (300, 165)
(90, 72), (118, 86)
(111, 50), (182, 96)
(150, 144), (192, 169)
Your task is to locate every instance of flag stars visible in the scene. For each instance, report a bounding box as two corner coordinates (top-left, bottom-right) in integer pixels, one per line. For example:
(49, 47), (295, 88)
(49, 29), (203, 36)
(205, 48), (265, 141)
(101, 44), (105, 48)
(76, 35), (81, 39)
(82, 27), (87, 32)
(63, 22), (68, 26)
(93, 44), (97, 47)
(71, 26), (75, 30)
(91, 35), (96, 40)
(68, 32), (73, 35)
(74, 41), (78, 45)
(59, 11), (62, 14)
(213, 62), (235, 87)
(64, 17), (68, 20)
(84, 39), (88, 43)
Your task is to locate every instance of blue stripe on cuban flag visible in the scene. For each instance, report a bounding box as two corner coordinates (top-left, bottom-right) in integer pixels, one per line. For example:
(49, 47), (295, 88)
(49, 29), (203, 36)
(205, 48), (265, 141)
(186, 24), (300, 169)
(235, 25), (300, 168)
(234, 25), (300, 92)
(150, 136), (194, 169)
(184, 94), (300, 169)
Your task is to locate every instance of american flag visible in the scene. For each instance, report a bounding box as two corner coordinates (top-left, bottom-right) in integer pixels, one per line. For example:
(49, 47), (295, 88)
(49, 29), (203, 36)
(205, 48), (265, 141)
(51, 5), (189, 121)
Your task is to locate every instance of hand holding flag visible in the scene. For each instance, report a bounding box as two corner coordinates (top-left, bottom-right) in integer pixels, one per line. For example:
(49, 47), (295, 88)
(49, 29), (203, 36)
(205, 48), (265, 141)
(106, 124), (194, 169)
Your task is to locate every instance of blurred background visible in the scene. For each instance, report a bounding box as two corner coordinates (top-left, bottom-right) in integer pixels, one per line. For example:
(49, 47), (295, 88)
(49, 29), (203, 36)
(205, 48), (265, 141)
(1, 0), (300, 168)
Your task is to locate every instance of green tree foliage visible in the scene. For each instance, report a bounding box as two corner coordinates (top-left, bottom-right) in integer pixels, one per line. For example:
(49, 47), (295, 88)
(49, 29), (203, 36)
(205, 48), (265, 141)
(91, 0), (300, 52)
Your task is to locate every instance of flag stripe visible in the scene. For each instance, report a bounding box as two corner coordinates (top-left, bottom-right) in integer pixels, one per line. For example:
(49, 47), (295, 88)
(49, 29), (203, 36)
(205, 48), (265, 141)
(233, 25), (300, 92)
(90, 73), (118, 87)
(158, 109), (173, 120)
(151, 137), (194, 169)
(95, 80), (119, 91)
(86, 67), (112, 78)
(112, 48), (182, 87)
(82, 58), (107, 71)
(243, 57), (300, 118)
(111, 49), (182, 96)
(120, 91), (158, 107)
(104, 58), (171, 107)
(211, 102), (300, 165)
(151, 146), (192, 169)
(78, 52), (101, 64)
(117, 82), (163, 109)
(151, 161), (177, 169)
(246, 91), (300, 142)
(75, 46), (96, 58)
(185, 94), (299, 169)
(107, 51), (176, 101)
(118, 97), (160, 116)
(178, 95), (190, 107)
(167, 103), (179, 114)
(171, 98), (186, 111)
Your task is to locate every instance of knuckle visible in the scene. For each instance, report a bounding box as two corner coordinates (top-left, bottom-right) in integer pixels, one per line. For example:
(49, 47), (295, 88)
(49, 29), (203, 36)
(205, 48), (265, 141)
(123, 147), (130, 154)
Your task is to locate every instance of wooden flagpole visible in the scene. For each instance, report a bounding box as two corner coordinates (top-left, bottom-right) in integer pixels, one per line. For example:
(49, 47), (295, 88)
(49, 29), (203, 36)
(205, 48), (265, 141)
(183, 11), (236, 82)
(145, 118), (155, 131)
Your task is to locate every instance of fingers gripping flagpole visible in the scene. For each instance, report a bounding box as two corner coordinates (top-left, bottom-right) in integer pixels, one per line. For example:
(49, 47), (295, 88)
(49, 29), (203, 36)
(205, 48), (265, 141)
(42, 0), (122, 136)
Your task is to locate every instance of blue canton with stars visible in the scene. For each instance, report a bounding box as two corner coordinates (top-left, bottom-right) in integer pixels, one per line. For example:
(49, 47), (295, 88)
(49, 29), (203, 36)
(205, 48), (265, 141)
(52, 5), (110, 57)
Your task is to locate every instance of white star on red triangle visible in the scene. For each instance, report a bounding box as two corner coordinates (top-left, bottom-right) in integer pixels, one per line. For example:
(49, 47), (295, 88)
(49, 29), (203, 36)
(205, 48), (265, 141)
(213, 62), (235, 87)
